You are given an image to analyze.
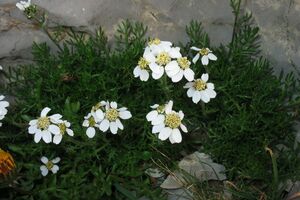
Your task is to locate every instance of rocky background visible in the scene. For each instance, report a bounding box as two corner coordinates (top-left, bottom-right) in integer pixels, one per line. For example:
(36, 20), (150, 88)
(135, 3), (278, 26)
(0, 0), (299, 76)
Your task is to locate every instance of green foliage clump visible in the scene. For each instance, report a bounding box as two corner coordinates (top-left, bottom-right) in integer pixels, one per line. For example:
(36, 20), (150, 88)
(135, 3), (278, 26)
(1, 0), (300, 199)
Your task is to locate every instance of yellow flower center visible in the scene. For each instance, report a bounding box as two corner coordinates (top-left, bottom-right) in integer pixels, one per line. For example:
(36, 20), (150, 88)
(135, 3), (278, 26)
(165, 113), (181, 129)
(59, 123), (67, 135)
(156, 52), (171, 66)
(46, 161), (54, 170)
(194, 80), (207, 91)
(177, 57), (190, 69)
(106, 109), (119, 121)
(0, 149), (15, 176)
(88, 116), (96, 127)
(37, 117), (50, 130)
(148, 38), (161, 45)
(199, 48), (209, 56)
(138, 57), (150, 70)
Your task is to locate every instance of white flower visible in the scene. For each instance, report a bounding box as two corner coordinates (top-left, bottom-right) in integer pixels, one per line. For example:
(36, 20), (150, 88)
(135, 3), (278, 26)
(82, 112), (102, 138)
(40, 156), (60, 176)
(191, 47), (217, 65)
(133, 48), (155, 81)
(146, 101), (172, 126)
(28, 107), (62, 143)
(147, 38), (172, 55)
(53, 120), (74, 144)
(99, 101), (132, 134)
(16, 0), (31, 11)
(184, 73), (217, 104)
(0, 95), (9, 127)
(165, 57), (195, 82)
(148, 47), (182, 80)
(148, 100), (188, 144)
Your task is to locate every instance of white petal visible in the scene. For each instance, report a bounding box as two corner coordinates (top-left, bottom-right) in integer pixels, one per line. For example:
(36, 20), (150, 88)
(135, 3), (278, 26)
(119, 111), (132, 119)
(152, 124), (165, 134)
(158, 127), (172, 141)
(152, 70), (164, 80)
(133, 66), (141, 77)
(150, 104), (159, 109)
(140, 70), (149, 81)
(110, 102), (117, 109)
(165, 61), (180, 76)
(208, 53), (217, 61)
(48, 125), (60, 135)
(41, 107), (51, 117)
(50, 114), (62, 122)
(171, 70), (184, 82)
(151, 114), (165, 125)
(42, 131), (52, 143)
(99, 119), (110, 132)
(206, 89), (217, 98)
(109, 122), (118, 134)
(183, 68), (195, 81)
(52, 157), (61, 163)
(201, 73), (209, 82)
(165, 100), (173, 114)
(192, 54), (200, 64)
(116, 119), (124, 130)
(66, 129), (74, 136)
(51, 165), (59, 174)
(206, 83), (214, 90)
(192, 91), (201, 104)
(143, 50), (156, 62)
(187, 87), (195, 98)
(41, 156), (48, 164)
(16, 3), (25, 11)
(29, 119), (38, 126)
(183, 82), (194, 88)
(201, 55), (209, 65)
(170, 128), (182, 143)
(53, 135), (62, 145)
(34, 130), (42, 143)
(201, 91), (210, 103)
(0, 101), (9, 108)
(178, 111), (184, 120)
(180, 124), (188, 133)
(146, 110), (158, 122)
(149, 63), (161, 74)
(191, 46), (200, 51)
(82, 119), (89, 127)
(169, 47), (182, 58)
(40, 166), (48, 176)
(95, 109), (104, 120)
(86, 127), (96, 138)
(28, 125), (37, 134)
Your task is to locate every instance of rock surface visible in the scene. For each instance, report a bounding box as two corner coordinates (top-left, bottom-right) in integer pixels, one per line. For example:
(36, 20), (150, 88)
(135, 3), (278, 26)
(1, 0), (299, 75)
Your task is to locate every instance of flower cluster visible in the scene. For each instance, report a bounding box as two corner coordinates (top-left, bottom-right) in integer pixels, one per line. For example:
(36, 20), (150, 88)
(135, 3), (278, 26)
(83, 101), (132, 137)
(0, 95), (9, 127)
(134, 38), (194, 82)
(28, 107), (73, 144)
(146, 101), (187, 144)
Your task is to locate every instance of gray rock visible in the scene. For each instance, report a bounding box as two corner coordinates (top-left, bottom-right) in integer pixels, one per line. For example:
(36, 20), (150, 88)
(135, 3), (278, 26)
(1, 0), (299, 75)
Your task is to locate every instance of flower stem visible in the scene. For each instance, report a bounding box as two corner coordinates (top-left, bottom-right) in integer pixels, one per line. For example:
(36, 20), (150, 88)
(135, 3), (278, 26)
(160, 75), (171, 99)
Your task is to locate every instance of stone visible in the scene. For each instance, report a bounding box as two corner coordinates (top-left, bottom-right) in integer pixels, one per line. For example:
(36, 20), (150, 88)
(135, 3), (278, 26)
(160, 152), (226, 189)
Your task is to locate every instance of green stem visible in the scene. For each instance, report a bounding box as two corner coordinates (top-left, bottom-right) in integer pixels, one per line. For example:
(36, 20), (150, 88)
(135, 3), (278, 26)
(160, 75), (171, 100)
(201, 102), (207, 117)
(265, 147), (278, 194)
